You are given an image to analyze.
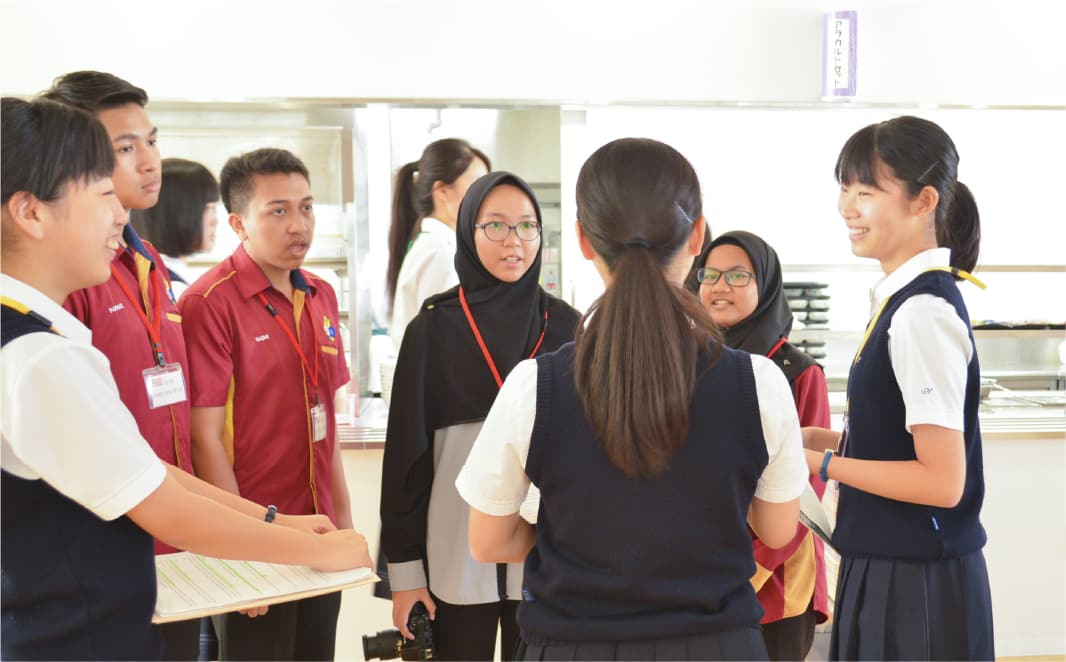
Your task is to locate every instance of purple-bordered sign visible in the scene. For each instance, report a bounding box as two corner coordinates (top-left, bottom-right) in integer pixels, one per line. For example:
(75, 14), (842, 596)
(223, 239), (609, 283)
(823, 10), (857, 97)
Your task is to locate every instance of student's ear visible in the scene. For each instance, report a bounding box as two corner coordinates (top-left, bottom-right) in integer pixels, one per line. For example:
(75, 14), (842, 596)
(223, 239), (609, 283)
(4, 191), (48, 241)
(575, 220), (596, 260)
(229, 213), (247, 241)
(688, 217), (707, 256)
(431, 179), (449, 202)
(912, 185), (940, 219)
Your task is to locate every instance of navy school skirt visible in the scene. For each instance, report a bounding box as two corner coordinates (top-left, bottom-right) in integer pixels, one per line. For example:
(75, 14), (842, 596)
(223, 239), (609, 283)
(830, 550), (994, 661)
(515, 626), (768, 661)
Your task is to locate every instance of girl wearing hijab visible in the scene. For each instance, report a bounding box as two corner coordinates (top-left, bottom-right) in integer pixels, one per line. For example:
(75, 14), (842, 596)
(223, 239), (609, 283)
(379, 172), (582, 661)
(689, 230), (830, 661)
(456, 138), (807, 660)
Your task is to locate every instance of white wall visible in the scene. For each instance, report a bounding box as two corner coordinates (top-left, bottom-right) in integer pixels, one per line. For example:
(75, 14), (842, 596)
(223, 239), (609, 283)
(557, 105), (1066, 321)
(2, 0), (1064, 106)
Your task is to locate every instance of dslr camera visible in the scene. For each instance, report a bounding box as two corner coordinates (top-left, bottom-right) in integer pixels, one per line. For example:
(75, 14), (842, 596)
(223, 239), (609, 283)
(362, 602), (434, 660)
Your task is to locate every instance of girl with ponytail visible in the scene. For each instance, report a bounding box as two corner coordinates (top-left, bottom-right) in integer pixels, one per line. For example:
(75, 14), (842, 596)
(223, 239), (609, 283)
(456, 138), (807, 660)
(804, 115), (994, 660)
(387, 138), (490, 349)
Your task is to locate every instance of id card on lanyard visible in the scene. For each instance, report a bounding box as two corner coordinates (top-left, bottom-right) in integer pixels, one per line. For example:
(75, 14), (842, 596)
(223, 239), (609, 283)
(258, 291), (327, 442)
(111, 262), (188, 409)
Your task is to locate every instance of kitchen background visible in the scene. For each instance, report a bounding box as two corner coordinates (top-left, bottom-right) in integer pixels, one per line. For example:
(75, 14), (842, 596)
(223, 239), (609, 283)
(150, 102), (1066, 398)
(3, 0), (1063, 658)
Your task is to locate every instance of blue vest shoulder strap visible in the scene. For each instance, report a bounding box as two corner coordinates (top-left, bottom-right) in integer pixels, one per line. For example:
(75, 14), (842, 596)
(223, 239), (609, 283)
(1, 303), (57, 347)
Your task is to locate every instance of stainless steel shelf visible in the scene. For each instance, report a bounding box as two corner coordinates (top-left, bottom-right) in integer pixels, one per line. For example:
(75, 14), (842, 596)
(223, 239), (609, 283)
(792, 328), (1063, 339)
(185, 255), (347, 270)
(782, 264), (1065, 273)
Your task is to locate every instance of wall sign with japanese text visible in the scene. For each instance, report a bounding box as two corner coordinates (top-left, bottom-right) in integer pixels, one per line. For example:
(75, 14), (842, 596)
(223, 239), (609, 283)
(823, 10), (857, 98)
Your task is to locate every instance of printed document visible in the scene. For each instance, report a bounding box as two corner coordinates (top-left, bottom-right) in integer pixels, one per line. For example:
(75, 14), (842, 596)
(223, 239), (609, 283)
(154, 552), (377, 623)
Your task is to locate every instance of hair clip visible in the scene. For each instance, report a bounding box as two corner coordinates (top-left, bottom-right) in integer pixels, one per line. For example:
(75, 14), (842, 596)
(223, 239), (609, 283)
(673, 202), (695, 224)
(624, 238), (650, 249)
(917, 161), (938, 184)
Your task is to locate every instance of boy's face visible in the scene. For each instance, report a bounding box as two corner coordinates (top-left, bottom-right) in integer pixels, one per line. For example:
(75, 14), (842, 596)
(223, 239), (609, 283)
(231, 172), (315, 279)
(95, 103), (161, 211)
(52, 176), (129, 291)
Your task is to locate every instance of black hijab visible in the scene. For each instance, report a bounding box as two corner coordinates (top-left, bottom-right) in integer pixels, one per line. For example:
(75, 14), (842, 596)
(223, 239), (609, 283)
(691, 230), (815, 382)
(383, 171), (582, 486)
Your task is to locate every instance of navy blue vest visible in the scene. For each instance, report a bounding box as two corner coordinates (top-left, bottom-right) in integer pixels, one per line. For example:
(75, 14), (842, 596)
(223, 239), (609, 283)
(1, 305), (161, 660)
(834, 270), (987, 560)
(520, 343), (767, 643)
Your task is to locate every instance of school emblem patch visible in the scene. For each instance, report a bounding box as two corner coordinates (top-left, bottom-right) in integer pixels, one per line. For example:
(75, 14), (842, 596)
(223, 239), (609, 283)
(323, 316), (337, 341)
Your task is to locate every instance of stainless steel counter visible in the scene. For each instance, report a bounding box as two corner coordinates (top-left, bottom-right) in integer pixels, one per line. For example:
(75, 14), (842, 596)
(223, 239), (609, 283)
(827, 390), (1065, 440)
(977, 391), (1066, 440)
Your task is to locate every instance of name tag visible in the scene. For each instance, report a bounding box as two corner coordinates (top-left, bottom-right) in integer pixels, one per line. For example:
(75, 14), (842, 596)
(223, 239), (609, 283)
(311, 403), (327, 442)
(142, 363), (188, 409)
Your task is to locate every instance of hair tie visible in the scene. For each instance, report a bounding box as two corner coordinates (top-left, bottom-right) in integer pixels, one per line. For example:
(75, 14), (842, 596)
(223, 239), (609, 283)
(625, 238), (650, 249)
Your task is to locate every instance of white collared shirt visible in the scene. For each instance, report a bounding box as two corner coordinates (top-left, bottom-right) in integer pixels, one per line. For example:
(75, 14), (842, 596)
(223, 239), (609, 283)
(869, 248), (973, 432)
(1, 274), (165, 520)
(163, 255), (193, 300)
(389, 217), (459, 351)
(455, 354), (809, 520)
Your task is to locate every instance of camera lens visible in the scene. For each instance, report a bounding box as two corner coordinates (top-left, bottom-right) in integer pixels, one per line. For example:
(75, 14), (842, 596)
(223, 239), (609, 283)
(362, 629), (403, 660)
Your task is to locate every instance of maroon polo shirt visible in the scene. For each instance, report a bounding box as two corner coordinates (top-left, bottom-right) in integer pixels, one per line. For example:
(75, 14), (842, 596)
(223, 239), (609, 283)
(179, 244), (348, 522)
(63, 225), (193, 555)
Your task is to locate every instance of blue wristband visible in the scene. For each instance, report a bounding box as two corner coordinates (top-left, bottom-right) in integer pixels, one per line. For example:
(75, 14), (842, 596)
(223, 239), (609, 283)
(819, 450), (834, 483)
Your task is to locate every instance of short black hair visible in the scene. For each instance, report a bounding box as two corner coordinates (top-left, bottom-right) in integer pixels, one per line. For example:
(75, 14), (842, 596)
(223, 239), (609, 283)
(130, 159), (220, 257)
(219, 148), (310, 216)
(40, 70), (148, 113)
(2, 97), (115, 205)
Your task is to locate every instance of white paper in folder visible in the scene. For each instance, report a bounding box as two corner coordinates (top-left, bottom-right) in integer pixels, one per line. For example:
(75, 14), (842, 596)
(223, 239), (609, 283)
(153, 552), (377, 623)
(799, 483), (835, 550)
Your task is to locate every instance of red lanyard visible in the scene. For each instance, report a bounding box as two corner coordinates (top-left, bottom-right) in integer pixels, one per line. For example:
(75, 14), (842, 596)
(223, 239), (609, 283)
(258, 291), (320, 393)
(459, 286), (548, 389)
(111, 263), (166, 366)
(765, 336), (788, 359)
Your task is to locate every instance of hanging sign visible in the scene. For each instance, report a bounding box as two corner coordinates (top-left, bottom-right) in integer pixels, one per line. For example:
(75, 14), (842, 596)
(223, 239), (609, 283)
(823, 10), (858, 98)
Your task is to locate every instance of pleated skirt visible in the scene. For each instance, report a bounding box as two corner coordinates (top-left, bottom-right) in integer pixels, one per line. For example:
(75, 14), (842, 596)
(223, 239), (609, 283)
(515, 626), (768, 661)
(830, 550), (994, 661)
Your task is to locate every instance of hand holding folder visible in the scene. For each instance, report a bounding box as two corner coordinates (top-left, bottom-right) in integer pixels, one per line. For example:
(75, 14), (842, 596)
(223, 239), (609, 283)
(153, 552), (378, 623)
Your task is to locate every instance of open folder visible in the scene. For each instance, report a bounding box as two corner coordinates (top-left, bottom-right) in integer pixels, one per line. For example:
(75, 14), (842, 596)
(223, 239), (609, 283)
(799, 483), (836, 552)
(153, 552), (378, 624)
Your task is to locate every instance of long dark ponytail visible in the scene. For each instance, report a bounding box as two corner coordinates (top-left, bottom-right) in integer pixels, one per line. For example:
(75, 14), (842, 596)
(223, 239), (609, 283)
(835, 115), (980, 274)
(574, 138), (720, 479)
(386, 138), (490, 313)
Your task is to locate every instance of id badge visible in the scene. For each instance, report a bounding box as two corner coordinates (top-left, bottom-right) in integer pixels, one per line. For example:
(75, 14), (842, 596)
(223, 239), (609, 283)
(142, 363), (187, 409)
(311, 404), (327, 442)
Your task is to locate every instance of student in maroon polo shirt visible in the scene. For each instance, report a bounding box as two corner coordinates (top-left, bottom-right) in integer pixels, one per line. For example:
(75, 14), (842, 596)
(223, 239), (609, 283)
(41, 71), (200, 660)
(180, 148), (356, 661)
(2, 97), (372, 662)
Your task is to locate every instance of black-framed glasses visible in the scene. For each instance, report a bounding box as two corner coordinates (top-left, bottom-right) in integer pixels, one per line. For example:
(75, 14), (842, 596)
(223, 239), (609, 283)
(696, 268), (755, 287)
(475, 221), (542, 243)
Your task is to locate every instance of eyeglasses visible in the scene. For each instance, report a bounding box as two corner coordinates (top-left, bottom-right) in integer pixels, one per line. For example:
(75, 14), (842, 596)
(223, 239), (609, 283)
(696, 268), (755, 287)
(475, 221), (542, 243)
